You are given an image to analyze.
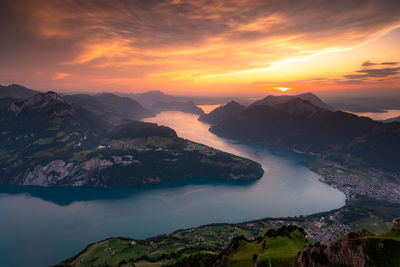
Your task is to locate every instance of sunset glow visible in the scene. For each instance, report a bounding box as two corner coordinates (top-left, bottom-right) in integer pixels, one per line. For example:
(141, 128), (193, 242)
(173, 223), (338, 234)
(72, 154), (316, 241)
(0, 0), (399, 97)
(274, 87), (291, 92)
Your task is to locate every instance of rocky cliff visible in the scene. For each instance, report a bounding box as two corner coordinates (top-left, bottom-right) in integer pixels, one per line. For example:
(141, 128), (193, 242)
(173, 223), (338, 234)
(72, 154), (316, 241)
(297, 220), (400, 267)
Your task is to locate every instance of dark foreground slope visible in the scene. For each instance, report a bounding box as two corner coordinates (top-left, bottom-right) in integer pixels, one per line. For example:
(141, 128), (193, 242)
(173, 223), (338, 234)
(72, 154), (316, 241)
(210, 98), (400, 173)
(0, 92), (263, 187)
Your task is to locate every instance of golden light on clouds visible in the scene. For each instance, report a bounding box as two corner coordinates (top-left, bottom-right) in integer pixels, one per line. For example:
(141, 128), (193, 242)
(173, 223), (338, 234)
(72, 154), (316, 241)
(0, 0), (399, 95)
(52, 73), (71, 80)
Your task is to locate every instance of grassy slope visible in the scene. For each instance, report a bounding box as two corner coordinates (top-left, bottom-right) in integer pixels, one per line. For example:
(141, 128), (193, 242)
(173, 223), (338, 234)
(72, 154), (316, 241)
(56, 198), (400, 267)
(56, 222), (272, 267)
(222, 229), (308, 267)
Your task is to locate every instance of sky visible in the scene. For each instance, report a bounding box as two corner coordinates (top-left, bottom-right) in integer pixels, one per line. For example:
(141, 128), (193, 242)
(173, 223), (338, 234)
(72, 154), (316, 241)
(0, 0), (399, 97)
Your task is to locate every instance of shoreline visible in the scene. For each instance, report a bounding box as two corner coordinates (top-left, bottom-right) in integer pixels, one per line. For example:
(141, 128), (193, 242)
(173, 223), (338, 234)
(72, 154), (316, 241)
(53, 156), (400, 266)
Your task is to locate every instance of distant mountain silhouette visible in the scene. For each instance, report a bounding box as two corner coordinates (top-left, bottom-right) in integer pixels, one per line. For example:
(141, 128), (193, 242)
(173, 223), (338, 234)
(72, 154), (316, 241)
(210, 98), (400, 173)
(384, 116), (400, 123)
(0, 84), (40, 99)
(64, 93), (154, 124)
(249, 92), (335, 111)
(119, 90), (190, 108)
(152, 101), (204, 115)
(199, 101), (245, 125)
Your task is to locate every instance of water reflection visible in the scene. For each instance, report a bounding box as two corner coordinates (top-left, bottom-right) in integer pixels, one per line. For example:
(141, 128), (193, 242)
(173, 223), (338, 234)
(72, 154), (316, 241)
(0, 177), (258, 206)
(346, 109), (400, 121)
(198, 104), (221, 113)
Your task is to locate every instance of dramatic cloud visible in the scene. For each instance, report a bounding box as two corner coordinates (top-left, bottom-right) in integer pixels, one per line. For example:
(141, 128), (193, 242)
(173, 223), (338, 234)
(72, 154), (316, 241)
(344, 61), (400, 79)
(362, 61), (377, 67)
(382, 62), (400, 65)
(0, 0), (399, 93)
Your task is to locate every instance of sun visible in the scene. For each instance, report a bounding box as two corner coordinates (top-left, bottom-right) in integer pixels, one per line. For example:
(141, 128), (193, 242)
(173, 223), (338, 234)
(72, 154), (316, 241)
(274, 87), (291, 92)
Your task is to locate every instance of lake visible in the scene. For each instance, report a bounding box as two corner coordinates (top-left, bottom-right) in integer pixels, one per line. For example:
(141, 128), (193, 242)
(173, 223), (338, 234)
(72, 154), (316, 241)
(0, 111), (345, 267)
(345, 109), (400, 121)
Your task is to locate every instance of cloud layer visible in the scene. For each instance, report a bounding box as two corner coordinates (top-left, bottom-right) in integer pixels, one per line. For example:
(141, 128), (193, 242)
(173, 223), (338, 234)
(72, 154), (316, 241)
(344, 62), (400, 79)
(0, 0), (399, 92)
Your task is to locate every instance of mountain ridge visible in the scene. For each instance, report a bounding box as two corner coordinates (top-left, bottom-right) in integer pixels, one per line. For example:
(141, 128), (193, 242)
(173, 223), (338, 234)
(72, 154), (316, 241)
(249, 92), (335, 111)
(0, 83), (40, 99)
(199, 101), (246, 125)
(0, 91), (263, 187)
(209, 97), (400, 173)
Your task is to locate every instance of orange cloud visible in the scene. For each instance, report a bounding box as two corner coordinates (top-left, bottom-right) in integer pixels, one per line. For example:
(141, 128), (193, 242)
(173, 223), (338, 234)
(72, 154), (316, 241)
(52, 73), (71, 80)
(0, 0), (399, 95)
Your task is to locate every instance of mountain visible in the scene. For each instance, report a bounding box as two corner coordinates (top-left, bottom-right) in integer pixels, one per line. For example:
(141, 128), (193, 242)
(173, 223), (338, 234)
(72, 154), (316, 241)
(118, 91), (204, 114)
(152, 101), (204, 114)
(249, 92), (335, 111)
(210, 98), (400, 173)
(0, 84), (40, 99)
(198, 92), (333, 126)
(64, 93), (154, 124)
(199, 101), (246, 125)
(120, 90), (190, 108)
(328, 97), (400, 113)
(0, 92), (263, 187)
(384, 116), (400, 123)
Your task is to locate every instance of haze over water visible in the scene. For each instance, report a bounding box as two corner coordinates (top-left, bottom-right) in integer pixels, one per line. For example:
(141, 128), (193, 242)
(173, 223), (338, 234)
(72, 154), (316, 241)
(0, 111), (344, 267)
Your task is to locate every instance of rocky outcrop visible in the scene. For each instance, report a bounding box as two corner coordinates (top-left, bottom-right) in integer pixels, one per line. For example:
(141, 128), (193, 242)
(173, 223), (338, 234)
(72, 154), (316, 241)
(21, 156), (142, 187)
(391, 218), (400, 231)
(22, 160), (81, 186)
(9, 91), (63, 115)
(297, 222), (400, 267)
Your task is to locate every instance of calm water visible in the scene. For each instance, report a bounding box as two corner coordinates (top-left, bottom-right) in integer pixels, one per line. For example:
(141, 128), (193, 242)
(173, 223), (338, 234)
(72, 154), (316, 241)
(0, 112), (345, 267)
(346, 109), (400, 121)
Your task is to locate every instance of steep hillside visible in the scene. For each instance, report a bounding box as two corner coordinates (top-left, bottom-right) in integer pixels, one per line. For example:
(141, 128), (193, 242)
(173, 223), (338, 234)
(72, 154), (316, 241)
(297, 226), (400, 267)
(210, 98), (400, 173)
(0, 92), (263, 187)
(199, 101), (245, 125)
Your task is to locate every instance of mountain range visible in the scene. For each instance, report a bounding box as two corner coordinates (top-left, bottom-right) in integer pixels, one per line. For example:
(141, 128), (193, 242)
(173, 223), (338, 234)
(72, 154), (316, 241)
(151, 100), (204, 115)
(199, 92), (334, 126)
(64, 93), (155, 124)
(249, 92), (335, 111)
(201, 94), (400, 173)
(0, 91), (263, 187)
